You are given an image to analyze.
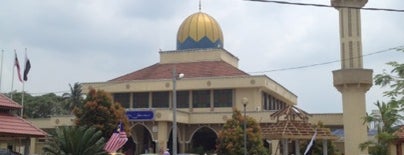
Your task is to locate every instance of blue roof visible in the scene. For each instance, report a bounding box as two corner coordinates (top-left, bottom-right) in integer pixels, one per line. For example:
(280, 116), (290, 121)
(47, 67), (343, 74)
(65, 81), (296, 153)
(331, 128), (378, 137)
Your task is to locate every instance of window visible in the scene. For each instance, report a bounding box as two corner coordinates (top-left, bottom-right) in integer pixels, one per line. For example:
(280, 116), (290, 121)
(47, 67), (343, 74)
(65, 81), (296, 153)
(270, 96), (275, 110)
(214, 89), (233, 107)
(275, 99), (279, 110)
(262, 92), (286, 110)
(113, 93), (130, 108)
(152, 91), (169, 108)
(177, 91), (190, 108)
(263, 93), (267, 110)
(192, 90), (210, 108)
(133, 92), (149, 108)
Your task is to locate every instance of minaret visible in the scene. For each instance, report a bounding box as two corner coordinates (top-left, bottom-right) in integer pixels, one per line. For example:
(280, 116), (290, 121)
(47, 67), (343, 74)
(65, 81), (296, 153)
(331, 0), (372, 155)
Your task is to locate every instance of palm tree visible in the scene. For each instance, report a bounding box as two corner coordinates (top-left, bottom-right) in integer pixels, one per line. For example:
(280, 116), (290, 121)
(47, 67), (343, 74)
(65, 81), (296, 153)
(360, 59), (404, 154)
(360, 101), (402, 155)
(63, 82), (83, 111)
(43, 126), (107, 155)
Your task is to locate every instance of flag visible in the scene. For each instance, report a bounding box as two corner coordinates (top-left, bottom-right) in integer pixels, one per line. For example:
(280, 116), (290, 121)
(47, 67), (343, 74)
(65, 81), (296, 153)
(14, 52), (23, 82)
(104, 122), (128, 153)
(23, 53), (31, 81)
(304, 129), (317, 155)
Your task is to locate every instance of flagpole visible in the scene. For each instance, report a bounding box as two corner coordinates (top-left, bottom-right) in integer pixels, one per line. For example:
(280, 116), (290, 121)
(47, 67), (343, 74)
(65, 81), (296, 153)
(0, 49), (4, 92)
(11, 49), (16, 100)
(304, 128), (317, 155)
(21, 48), (28, 117)
(21, 81), (24, 117)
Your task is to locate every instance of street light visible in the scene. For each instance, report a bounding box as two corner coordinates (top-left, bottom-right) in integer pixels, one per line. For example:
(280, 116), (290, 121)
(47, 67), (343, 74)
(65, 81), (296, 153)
(172, 67), (184, 155)
(242, 97), (248, 155)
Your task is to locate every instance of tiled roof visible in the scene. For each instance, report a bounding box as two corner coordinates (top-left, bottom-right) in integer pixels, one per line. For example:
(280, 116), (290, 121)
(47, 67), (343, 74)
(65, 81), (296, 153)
(110, 61), (249, 81)
(270, 105), (312, 121)
(262, 105), (335, 140)
(261, 120), (335, 140)
(0, 94), (22, 110)
(0, 113), (47, 137)
(394, 126), (404, 139)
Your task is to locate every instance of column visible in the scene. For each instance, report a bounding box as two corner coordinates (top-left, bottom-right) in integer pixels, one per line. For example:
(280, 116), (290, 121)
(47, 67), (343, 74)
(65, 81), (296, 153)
(23, 138), (30, 155)
(271, 140), (280, 155)
(157, 121), (169, 153)
(138, 130), (145, 154)
(322, 139), (328, 155)
(179, 141), (186, 153)
(295, 140), (300, 155)
(29, 138), (36, 155)
(282, 139), (288, 155)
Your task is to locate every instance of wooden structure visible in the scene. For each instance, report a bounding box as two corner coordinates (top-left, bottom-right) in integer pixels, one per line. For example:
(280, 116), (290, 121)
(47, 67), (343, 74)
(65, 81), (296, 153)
(261, 105), (335, 155)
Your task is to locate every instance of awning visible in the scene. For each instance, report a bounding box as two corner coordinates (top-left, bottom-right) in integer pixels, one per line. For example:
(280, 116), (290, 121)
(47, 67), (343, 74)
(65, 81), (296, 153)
(0, 94), (22, 110)
(0, 113), (47, 137)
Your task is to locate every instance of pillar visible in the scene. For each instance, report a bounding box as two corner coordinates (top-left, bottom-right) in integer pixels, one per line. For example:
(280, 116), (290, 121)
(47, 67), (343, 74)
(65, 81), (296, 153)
(282, 139), (288, 155)
(138, 129), (145, 154)
(157, 122), (169, 152)
(185, 142), (191, 153)
(272, 140), (280, 155)
(331, 0), (372, 155)
(322, 139), (328, 155)
(333, 69), (372, 155)
(23, 138), (30, 155)
(179, 141), (186, 153)
(295, 140), (300, 155)
(29, 138), (36, 155)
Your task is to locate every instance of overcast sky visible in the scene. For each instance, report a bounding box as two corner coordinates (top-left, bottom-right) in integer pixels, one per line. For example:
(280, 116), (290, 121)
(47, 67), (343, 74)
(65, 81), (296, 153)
(0, 0), (403, 113)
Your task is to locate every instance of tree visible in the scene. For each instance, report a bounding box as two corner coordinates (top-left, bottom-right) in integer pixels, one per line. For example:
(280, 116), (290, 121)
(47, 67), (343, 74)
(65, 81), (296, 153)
(62, 82), (84, 112)
(73, 88), (130, 138)
(374, 61), (404, 104)
(43, 126), (107, 155)
(6, 92), (68, 118)
(28, 93), (68, 118)
(216, 109), (268, 155)
(360, 101), (401, 155)
(360, 57), (404, 154)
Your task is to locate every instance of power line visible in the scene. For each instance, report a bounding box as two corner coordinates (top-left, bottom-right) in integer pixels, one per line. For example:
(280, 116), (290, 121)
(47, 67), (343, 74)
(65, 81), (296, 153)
(18, 46), (404, 95)
(247, 0), (404, 12)
(248, 46), (404, 74)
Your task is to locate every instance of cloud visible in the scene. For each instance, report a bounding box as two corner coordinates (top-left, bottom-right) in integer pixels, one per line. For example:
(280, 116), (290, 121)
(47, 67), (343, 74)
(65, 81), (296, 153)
(0, 0), (402, 113)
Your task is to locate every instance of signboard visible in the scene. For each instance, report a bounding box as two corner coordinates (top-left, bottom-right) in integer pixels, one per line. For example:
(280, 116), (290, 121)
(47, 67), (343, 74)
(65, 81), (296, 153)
(126, 110), (154, 121)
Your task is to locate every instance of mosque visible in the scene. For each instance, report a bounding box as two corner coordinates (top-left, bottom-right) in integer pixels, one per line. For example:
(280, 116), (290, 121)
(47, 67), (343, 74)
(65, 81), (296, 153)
(80, 9), (343, 155)
(7, 0), (384, 154)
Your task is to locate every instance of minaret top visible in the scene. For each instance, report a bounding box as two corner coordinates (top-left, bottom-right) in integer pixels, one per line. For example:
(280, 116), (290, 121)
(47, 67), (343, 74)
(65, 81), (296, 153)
(331, 0), (368, 8)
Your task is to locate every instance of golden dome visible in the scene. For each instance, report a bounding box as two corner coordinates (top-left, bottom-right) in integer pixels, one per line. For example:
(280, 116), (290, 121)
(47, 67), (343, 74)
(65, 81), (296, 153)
(177, 12), (224, 50)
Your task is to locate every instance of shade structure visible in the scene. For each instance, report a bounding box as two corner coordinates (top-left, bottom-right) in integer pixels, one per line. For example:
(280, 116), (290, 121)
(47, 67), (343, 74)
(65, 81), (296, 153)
(261, 105), (335, 140)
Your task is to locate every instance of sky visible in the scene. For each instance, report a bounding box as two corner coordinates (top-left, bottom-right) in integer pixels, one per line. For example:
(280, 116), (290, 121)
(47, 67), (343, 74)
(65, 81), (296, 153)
(0, 0), (403, 113)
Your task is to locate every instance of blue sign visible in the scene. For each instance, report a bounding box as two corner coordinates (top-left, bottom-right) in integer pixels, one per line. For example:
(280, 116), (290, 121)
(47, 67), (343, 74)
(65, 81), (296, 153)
(126, 110), (154, 121)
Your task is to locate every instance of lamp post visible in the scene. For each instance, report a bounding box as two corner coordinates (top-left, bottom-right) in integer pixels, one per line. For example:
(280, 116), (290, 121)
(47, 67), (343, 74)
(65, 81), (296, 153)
(242, 97), (248, 155)
(172, 67), (184, 155)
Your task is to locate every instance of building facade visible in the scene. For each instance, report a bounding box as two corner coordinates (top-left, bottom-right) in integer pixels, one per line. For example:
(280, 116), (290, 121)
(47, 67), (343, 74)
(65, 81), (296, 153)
(4, 2), (382, 154)
(82, 11), (299, 154)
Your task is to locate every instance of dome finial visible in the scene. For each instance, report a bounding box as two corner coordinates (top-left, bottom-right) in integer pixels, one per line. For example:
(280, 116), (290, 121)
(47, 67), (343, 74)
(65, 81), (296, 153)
(199, 0), (202, 11)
